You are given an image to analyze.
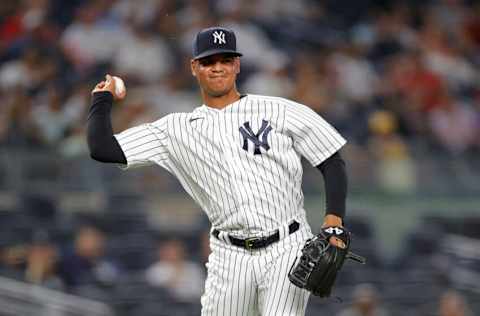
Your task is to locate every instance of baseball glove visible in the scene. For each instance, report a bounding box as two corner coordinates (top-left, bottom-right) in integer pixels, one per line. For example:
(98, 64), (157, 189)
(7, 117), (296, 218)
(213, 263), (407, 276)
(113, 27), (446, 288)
(288, 226), (366, 297)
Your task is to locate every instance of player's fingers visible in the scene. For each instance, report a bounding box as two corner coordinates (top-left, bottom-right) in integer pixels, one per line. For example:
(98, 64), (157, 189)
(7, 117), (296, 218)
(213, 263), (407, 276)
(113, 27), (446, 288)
(104, 74), (116, 89)
(330, 237), (346, 249)
(96, 81), (106, 89)
(91, 80), (108, 94)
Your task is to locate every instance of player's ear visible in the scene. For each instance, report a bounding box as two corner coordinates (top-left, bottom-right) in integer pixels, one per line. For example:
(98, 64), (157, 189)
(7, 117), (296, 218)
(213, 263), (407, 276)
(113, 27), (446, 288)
(190, 59), (197, 77)
(234, 57), (240, 74)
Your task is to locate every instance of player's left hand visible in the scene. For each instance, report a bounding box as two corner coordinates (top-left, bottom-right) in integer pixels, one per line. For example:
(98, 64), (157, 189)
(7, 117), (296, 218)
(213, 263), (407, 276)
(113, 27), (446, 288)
(322, 214), (346, 248)
(329, 236), (346, 249)
(288, 224), (366, 297)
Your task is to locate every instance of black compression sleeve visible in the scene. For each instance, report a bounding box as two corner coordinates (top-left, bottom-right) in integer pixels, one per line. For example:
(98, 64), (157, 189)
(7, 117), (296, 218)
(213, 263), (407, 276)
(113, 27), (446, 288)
(87, 91), (127, 164)
(316, 152), (347, 219)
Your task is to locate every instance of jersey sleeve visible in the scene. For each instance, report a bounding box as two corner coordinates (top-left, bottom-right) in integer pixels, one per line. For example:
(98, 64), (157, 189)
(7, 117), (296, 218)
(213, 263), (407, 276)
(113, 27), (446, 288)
(114, 116), (171, 171)
(284, 100), (347, 166)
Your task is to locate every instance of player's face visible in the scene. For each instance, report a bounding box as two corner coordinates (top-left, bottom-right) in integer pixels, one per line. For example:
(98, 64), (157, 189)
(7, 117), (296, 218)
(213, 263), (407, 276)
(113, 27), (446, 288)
(191, 54), (240, 97)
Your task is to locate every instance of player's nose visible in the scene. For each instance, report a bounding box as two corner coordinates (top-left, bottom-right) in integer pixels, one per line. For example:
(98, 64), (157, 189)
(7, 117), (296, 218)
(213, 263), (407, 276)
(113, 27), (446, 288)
(211, 61), (224, 72)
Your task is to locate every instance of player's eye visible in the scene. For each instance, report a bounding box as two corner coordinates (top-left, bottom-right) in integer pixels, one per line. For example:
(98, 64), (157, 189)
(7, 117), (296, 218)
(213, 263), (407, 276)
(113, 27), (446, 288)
(199, 58), (214, 66)
(221, 57), (234, 64)
(198, 55), (234, 66)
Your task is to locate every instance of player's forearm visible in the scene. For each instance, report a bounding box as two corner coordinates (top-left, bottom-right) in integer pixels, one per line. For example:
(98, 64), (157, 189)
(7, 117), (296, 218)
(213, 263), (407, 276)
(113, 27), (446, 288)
(87, 92), (127, 164)
(316, 151), (347, 221)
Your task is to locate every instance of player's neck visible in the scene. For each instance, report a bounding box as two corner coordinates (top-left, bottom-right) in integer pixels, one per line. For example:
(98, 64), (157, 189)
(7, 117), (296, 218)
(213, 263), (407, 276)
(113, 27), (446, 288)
(202, 89), (241, 110)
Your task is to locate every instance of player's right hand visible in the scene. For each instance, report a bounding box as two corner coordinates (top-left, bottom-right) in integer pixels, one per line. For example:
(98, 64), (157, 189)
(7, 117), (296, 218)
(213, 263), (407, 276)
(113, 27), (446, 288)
(91, 74), (126, 100)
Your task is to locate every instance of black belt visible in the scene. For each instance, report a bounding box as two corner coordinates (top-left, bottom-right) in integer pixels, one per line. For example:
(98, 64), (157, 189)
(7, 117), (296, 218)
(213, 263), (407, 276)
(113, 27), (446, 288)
(212, 221), (300, 250)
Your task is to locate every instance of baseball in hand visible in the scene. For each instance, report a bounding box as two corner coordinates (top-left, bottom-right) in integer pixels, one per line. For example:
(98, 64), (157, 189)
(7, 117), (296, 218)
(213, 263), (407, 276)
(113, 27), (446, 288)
(112, 76), (126, 99)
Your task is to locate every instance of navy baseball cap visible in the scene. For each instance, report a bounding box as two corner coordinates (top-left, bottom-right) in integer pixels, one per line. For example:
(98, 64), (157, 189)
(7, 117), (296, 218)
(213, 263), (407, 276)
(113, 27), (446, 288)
(193, 27), (242, 60)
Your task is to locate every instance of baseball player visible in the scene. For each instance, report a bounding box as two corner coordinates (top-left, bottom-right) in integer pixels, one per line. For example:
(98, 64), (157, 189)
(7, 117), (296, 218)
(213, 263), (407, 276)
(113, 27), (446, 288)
(87, 27), (349, 315)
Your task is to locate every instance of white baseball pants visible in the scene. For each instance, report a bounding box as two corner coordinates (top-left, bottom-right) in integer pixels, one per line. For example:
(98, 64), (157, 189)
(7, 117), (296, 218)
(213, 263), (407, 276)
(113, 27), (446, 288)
(201, 225), (313, 316)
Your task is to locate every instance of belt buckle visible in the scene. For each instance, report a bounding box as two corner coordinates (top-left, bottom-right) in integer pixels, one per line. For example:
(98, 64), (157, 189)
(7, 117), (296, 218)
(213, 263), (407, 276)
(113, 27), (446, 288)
(245, 237), (261, 250)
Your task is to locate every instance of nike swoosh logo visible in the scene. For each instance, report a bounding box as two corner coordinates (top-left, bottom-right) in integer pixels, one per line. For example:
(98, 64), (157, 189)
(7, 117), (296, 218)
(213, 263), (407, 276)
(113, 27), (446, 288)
(189, 117), (204, 122)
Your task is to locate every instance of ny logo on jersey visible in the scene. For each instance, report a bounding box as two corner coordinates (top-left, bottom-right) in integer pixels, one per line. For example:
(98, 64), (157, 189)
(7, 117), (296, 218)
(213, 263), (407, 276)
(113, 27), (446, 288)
(239, 120), (272, 155)
(212, 31), (226, 44)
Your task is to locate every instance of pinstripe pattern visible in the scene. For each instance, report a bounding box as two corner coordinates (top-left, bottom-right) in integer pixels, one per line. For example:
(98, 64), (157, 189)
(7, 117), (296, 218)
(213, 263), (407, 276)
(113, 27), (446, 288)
(202, 222), (313, 315)
(114, 94), (346, 315)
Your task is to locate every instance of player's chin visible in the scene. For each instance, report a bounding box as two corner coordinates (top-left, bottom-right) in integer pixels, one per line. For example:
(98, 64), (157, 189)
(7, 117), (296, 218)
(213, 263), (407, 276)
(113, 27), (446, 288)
(206, 86), (231, 98)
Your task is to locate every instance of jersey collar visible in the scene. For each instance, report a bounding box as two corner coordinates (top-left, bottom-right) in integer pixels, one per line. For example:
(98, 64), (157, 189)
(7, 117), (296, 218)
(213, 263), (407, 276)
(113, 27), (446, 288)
(200, 94), (248, 113)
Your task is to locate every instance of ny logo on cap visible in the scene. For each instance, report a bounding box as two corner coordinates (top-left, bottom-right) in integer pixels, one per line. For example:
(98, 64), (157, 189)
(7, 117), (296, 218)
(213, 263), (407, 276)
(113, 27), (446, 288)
(212, 30), (226, 44)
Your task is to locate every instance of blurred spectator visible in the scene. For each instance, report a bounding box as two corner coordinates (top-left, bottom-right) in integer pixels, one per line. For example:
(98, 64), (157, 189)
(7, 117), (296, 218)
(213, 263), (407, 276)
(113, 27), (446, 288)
(145, 238), (204, 302)
(462, 3), (480, 51)
(438, 290), (473, 316)
(430, 0), (468, 35)
(60, 2), (123, 74)
(20, 192), (58, 223)
(242, 65), (294, 98)
(31, 85), (82, 146)
(0, 241), (28, 281)
(329, 42), (378, 103)
(291, 52), (335, 113)
(367, 110), (416, 194)
(176, 0), (215, 30)
(0, 87), (40, 147)
(24, 230), (63, 291)
(112, 17), (173, 84)
(428, 91), (477, 155)
(20, 0), (49, 33)
(58, 124), (88, 158)
(0, 47), (56, 92)
(248, 0), (309, 22)
(57, 225), (119, 291)
(0, 3), (27, 49)
(385, 51), (444, 114)
(367, 10), (410, 65)
(419, 10), (477, 91)
(110, 0), (160, 26)
(56, 83), (91, 157)
(337, 283), (390, 316)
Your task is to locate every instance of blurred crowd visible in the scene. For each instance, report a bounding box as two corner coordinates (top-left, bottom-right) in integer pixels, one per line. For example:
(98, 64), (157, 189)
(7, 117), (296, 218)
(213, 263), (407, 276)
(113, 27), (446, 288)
(0, 192), (210, 314)
(0, 0), (479, 194)
(0, 192), (478, 316)
(0, 0), (479, 315)
(0, 0), (479, 151)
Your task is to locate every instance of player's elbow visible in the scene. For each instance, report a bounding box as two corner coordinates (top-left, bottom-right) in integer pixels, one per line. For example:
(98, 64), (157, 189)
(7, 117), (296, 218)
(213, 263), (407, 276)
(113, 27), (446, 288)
(89, 148), (109, 163)
(88, 143), (110, 163)
(88, 141), (127, 164)
(89, 151), (101, 162)
(88, 148), (115, 163)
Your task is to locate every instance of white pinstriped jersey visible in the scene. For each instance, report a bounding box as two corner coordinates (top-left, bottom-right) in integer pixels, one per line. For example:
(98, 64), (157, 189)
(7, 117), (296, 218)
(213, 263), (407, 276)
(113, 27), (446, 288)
(114, 94), (346, 237)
